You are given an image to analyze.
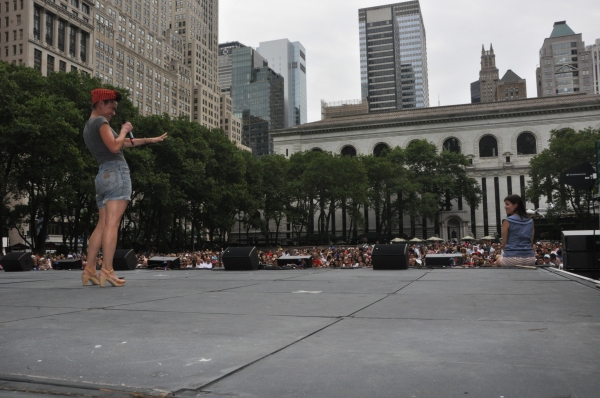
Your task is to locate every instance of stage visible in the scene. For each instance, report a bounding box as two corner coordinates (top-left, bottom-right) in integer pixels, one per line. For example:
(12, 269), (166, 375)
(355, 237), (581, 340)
(0, 267), (599, 397)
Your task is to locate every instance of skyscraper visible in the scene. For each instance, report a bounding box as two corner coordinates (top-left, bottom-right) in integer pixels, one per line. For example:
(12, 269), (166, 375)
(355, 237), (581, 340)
(584, 38), (600, 94)
(0, 0), (221, 128)
(231, 47), (284, 156)
(471, 45), (526, 103)
(496, 70), (527, 101)
(359, 1), (429, 113)
(218, 41), (247, 94)
(536, 21), (592, 97)
(478, 44), (499, 103)
(257, 39), (307, 127)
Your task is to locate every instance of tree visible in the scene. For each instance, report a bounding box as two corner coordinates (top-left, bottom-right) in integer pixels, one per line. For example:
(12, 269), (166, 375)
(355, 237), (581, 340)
(0, 63), (19, 252)
(258, 154), (289, 245)
(527, 127), (600, 228)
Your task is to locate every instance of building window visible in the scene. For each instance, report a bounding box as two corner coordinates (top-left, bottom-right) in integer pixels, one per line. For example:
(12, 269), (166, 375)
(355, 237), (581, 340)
(69, 27), (77, 57)
(59, 60), (66, 72)
(479, 135), (498, 157)
(373, 143), (390, 157)
(517, 132), (537, 155)
(33, 7), (41, 40)
(443, 137), (461, 153)
(341, 145), (357, 157)
(45, 13), (54, 45)
(47, 54), (54, 74)
(34, 48), (42, 71)
(80, 31), (87, 62)
(57, 20), (65, 51)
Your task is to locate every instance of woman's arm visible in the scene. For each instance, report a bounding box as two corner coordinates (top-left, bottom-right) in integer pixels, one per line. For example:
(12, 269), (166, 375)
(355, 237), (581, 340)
(501, 219), (509, 250)
(123, 132), (168, 148)
(99, 122), (129, 154)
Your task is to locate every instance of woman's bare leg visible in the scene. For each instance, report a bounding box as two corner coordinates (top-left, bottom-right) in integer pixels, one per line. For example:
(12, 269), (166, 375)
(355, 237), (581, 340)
(100, 200), (129, 272)
(86, 208), (106, 272)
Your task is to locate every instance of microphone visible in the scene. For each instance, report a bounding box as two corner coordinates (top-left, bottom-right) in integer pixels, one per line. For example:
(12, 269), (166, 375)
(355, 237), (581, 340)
(124, 120), (134, 144)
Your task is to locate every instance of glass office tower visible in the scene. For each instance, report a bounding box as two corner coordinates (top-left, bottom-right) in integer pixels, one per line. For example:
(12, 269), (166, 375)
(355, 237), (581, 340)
(257, 39), (307, 127)
(219, 42), (247, 94)
(231, 47), (285, 156)
(359, 1), (429, 112)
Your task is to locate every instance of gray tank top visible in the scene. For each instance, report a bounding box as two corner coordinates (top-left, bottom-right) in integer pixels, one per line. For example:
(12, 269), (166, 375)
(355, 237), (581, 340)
(83, 116), (126, 165)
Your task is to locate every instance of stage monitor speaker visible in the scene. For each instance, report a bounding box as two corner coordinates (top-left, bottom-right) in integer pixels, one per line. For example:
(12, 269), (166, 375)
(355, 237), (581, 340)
(222, 247), (259, 271)
(372, 244), (408, 270)
(425, 253), (464, 267)
(563, 251), (599, 270)
(1, 252), (33, 272)
(54, 258), (82, 270)
(561, 230), (600, 252)
(148, 256), (181, 269)
(113, 249), (137, 270)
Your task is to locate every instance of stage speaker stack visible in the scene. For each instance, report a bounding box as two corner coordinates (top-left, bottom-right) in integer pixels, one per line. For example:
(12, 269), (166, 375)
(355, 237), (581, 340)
(372, 244), (408, 270)
(425, 253), (463, 267)
(54, 258), (83, 270)
(561, 230), (600, 274)
(148, 256), (181, 269)
(1, 252), (34, 272)
(113, 249), (137, 270)
(222, 247), (259, 271)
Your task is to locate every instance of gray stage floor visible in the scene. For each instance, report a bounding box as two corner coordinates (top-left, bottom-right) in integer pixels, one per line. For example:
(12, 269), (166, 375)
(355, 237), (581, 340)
(0, 267), (599, 397)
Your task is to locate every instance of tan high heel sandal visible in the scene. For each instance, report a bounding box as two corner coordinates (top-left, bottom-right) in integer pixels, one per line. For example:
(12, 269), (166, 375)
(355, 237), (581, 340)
(99, 269), (126, 287)
(82, 269), (100, 286)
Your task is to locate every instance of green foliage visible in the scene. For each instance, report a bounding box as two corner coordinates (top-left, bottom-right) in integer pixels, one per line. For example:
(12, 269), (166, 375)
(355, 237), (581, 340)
(526, 127), (600, 226)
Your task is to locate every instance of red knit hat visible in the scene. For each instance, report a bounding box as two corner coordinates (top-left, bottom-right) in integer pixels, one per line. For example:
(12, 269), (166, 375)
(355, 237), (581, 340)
(91, 88), (118, 103)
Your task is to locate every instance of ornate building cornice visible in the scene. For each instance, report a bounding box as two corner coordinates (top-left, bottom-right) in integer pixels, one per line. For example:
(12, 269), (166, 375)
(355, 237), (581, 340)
(272, 94), (600, 137)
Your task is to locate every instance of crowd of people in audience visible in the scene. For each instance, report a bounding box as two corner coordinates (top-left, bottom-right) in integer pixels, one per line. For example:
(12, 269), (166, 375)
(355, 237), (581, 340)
(0, 240), (565, 271)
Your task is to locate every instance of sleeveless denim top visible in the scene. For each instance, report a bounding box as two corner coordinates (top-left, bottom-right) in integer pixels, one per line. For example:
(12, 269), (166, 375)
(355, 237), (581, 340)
(503, 215), (535, 257)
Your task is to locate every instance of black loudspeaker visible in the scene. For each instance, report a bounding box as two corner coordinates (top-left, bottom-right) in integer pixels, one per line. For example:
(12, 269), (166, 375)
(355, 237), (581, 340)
(561, 231), (600, 252)
(1, 252), (34, 272)
(563, 252), (597, 270)
(222, 247), (259, 271)
(148, 256), (181, 269)
(53, 258), (83, 270)
(425, 254), (464, 267)
(113, 249), (137, 271)
(372, 244), (409, 270)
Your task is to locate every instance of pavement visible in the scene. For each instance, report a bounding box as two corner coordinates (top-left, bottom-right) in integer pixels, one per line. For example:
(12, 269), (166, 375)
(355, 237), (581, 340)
(0, 267), (599, 397)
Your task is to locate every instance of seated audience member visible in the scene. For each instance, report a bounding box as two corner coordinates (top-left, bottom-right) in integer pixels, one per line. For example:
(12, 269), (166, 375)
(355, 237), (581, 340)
(550, 253), (562, 269)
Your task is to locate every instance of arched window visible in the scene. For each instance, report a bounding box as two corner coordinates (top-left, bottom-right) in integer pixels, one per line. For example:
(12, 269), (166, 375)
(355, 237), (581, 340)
(442, 138), (461, 153)
(479, 135), (498, 157)
(406, 140), (419, 149)
(373, 143), (389, 157)
(341, 145), (357, 157)
(517, 132), (537, 155)
(311, 147), (323, 152)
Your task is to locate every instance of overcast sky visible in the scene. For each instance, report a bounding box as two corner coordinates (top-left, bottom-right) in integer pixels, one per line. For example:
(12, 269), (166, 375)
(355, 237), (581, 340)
(220, 0), (600, 123)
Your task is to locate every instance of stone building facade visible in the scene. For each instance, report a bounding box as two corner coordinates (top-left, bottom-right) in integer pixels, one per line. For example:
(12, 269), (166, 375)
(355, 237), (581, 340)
(271, 94), (600, 241)
(496, 69), (527, 102)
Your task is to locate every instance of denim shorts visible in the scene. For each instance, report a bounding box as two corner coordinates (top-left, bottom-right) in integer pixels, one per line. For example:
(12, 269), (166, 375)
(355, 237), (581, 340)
(95, 160), (132, 208)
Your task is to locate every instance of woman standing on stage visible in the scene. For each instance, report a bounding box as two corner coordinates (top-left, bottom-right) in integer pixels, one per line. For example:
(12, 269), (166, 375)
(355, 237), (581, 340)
(496, 194), (536, 267)
(82, 89), (167, 287)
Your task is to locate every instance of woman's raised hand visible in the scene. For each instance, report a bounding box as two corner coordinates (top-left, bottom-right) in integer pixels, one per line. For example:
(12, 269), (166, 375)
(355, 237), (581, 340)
(150, 133), (168, 143)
